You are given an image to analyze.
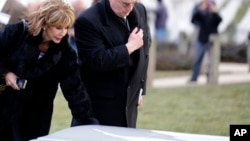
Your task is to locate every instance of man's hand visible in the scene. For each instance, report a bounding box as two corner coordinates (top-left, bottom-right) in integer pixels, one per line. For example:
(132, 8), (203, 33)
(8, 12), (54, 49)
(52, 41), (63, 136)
(199, 1), (208, 11)
(126, 27), (144, 54)
(138, 95), (143, 106)
(208, 2), (217, 13)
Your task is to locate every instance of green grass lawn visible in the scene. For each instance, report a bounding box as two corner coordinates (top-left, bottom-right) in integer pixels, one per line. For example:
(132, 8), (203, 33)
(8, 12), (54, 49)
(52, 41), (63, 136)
(50, 82), (250, 137)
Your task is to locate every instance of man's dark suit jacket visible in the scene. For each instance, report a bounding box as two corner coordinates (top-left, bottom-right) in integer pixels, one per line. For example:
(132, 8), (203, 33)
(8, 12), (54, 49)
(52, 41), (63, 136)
(74, 0), (151, 128)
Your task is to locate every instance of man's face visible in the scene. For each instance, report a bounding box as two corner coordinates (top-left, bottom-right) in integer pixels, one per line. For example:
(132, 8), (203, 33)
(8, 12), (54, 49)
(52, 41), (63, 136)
(110, 0), (137, 18)
(204, 0), (213, 5)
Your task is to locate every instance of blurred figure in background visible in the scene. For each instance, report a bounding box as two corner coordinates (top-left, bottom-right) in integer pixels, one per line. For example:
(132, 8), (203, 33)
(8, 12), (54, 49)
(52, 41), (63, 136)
(92, 0), (101, 5)
(0, 0), (28, 29)
(27, 0), (42, 12)
(71, 0), (86, 17)
(189, 0), (222, 83)
(68, 0), (86, 55)
(154, 0), (168, 43)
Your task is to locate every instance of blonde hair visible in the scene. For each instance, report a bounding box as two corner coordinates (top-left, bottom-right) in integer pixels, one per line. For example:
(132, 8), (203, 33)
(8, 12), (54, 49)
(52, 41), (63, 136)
(27, 0), (75, 36)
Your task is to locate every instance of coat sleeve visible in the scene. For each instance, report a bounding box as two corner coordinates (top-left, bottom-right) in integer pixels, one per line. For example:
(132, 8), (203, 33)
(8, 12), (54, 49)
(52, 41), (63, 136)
(191, 10), (203, 25)
(138, 3), (151, 96)
(210, 12), (222, 34)
(59, 48), (97, 125)
(74, 16), (131, 72)
(0, 21), (25, 76)
(143, 12), (151, 96)
(60, 68), (95, 122)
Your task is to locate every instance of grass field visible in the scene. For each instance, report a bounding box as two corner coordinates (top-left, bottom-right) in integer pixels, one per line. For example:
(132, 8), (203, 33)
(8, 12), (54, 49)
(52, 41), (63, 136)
(50, 82), (250, 137)
(137, 84), (250, 136)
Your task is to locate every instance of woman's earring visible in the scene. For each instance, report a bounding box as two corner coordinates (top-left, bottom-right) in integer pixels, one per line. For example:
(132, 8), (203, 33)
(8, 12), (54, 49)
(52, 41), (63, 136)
(43, 27), (46, 30)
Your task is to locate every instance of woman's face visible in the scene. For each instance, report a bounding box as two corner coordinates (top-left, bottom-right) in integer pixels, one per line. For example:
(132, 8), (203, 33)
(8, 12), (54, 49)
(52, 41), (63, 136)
(43, 25), (68, 43)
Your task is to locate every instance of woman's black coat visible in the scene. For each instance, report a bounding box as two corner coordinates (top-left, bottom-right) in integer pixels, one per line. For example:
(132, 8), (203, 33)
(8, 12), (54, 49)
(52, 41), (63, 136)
(74, 0), (151, 128)
(0, 21), (93, 141)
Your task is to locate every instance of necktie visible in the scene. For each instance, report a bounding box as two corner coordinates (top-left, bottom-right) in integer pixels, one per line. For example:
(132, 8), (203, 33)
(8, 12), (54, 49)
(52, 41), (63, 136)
(124, 18), (130, 31)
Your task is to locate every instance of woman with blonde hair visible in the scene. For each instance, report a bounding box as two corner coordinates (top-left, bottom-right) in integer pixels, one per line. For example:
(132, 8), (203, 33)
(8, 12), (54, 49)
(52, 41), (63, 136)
(0, 0), (97, 140)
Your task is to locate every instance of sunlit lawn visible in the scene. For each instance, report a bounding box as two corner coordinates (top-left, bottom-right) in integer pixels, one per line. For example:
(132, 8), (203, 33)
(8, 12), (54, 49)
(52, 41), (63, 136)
(137, 83), (250, 136)
(49, 62), (250, 136)
(51, 81), (250, 137)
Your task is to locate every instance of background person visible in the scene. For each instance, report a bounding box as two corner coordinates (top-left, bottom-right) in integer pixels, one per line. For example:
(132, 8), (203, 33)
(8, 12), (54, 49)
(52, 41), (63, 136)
(74, 0), (151, 128)
(189, 0), (222, 83)
(0, 0), (97, 140)
(27, 0), (43, 12)
(92, 0), (101, 5)
(154, 0), (168, 43)
(68, 0), (86, 55)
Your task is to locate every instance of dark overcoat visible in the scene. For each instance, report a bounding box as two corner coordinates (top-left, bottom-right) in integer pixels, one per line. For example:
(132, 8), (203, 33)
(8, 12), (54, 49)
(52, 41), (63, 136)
(0, 21), (93, 141)
(191, 5), (222, 44)
(74, 0), (151, 127)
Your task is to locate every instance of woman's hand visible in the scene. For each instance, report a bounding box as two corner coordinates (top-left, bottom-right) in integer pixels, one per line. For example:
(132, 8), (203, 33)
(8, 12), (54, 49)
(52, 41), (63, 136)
(4, 72), (20, 90)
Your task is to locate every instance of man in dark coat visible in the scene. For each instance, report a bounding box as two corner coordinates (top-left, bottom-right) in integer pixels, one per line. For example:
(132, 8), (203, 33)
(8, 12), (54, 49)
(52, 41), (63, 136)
(74, 0), (151, 128)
